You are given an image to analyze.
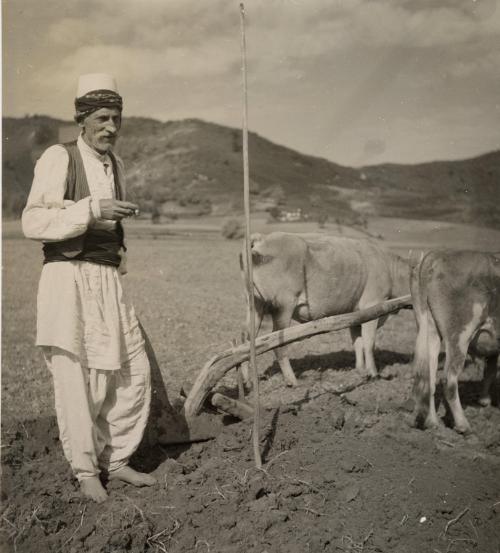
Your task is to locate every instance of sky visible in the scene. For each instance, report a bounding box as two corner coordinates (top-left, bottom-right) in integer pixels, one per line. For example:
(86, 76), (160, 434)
(3, 0), (500, 167)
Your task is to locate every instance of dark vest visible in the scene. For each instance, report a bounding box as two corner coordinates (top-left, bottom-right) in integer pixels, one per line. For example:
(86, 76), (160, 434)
(43, 141), (125, 267)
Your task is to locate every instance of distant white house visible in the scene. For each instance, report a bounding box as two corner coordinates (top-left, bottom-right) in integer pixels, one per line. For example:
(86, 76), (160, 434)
(278, 208), (303, 222)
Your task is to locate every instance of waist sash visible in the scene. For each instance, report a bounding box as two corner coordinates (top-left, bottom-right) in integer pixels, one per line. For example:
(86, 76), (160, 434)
(43, 226), (124, 267)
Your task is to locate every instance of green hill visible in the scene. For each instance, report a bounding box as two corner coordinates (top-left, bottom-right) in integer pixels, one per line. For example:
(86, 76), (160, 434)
(3, 115), (500, 229)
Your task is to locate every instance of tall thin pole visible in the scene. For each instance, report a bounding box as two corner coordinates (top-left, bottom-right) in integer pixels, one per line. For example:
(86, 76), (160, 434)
(240, 2), (262, 469)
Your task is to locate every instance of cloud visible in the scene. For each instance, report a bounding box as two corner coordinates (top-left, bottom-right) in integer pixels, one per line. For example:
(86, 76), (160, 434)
(46, 0), (237, 49)
(36, 1), (500, 85)
(3, 0), (500, 165)
(447, 48), (500, 79)
(57, 41), (237, 81)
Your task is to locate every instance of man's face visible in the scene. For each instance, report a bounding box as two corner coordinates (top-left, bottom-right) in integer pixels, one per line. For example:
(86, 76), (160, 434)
(80, 107), (122, 153)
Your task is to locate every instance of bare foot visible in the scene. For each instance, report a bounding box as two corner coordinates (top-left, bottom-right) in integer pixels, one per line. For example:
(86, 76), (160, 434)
(80, 476), (108, 503)
(108, 466), (157, 487)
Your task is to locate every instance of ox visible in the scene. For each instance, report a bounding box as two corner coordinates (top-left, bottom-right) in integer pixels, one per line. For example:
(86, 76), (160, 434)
(411, 249), (500, 434)
(241, 232), (409, 386)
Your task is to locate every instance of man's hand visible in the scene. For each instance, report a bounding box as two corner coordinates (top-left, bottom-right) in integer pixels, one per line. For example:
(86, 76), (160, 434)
(98, 199), (139, 221)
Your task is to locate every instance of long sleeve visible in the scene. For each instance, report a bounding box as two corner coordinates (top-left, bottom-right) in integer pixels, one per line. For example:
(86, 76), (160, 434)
(22, 145), (94, 242)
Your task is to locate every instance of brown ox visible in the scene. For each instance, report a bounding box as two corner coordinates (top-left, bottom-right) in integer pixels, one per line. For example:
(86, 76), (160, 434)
(241, 232), (409, 386)
(411, 249), (500, 434)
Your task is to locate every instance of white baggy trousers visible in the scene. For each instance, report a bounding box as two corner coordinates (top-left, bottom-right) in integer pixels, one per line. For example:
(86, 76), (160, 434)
(44, 346), (151, 481)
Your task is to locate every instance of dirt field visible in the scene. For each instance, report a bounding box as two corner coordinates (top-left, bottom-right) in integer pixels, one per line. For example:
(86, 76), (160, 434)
(2, 219), (500, 553)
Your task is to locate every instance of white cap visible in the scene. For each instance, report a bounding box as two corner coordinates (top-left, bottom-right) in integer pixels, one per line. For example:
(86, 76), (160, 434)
(76, 73), (118, 97)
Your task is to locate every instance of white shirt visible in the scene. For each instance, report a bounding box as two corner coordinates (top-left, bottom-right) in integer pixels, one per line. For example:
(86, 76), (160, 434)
(22, 135), (143, 370)
(22, 134), (126, 240)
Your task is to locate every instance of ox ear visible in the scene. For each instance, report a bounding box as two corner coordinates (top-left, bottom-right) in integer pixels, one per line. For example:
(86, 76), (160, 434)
(250, 233), (263, 250)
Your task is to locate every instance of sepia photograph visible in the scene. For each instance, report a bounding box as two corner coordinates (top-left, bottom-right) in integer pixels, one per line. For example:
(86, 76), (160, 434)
(2, 0), (500, 551)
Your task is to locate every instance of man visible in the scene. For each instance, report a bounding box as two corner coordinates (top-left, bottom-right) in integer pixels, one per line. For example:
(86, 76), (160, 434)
(22, 73), (157, 503)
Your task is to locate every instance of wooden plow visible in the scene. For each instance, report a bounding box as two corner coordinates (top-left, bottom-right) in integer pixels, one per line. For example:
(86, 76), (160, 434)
(183, 294), (413, 418)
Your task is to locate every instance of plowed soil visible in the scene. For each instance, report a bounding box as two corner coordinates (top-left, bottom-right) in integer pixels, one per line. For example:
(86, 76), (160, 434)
(2, 353), (500, 553)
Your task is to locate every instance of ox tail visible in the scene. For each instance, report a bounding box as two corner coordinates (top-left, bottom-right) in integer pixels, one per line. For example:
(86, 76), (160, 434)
(410, 252), (434, 428)
(390, 251), (411, 298)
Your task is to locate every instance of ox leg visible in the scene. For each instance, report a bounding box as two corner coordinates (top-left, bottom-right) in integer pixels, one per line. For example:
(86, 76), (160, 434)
(272, 307), (298, 387)
(413, 314), (441, 429)
(361, 319), (379, 378)
(479, 354), (499, 407)
(426, 328), (441, 428)
(443, 340), (470, 434)
(350, 326), (364, 371)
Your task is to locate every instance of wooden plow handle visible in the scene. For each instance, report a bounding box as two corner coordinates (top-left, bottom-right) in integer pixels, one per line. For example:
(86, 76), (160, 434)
(183, 295), (412, 417)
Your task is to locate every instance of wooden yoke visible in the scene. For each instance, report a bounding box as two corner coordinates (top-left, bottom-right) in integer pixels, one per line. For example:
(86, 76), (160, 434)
(183, 295), (412, 418)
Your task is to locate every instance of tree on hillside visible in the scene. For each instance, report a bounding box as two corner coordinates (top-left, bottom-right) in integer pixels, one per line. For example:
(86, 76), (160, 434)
(222, 218), (244, 239)
(232, 130), (242, 153)
(3, 191), (26, 218)
(249, 179), (260, 195)
(317, 211), (328, 229)
(263, 184), (286, 207)
(198, 198), (212, 215)
(151, 202), (161, 224)
(268, 206), (281, 221)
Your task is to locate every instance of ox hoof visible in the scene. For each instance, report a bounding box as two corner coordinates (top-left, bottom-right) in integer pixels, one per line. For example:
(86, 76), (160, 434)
(414, 412), (439, 431)
(425, 417), (440, 430)
(478, 396), (491, 408)
(413, 412), (426, 430)
(454, 422), (472, 435)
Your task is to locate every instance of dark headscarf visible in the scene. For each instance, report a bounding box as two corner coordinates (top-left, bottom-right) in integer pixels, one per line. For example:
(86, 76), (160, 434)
(74, 89), (123, 122)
